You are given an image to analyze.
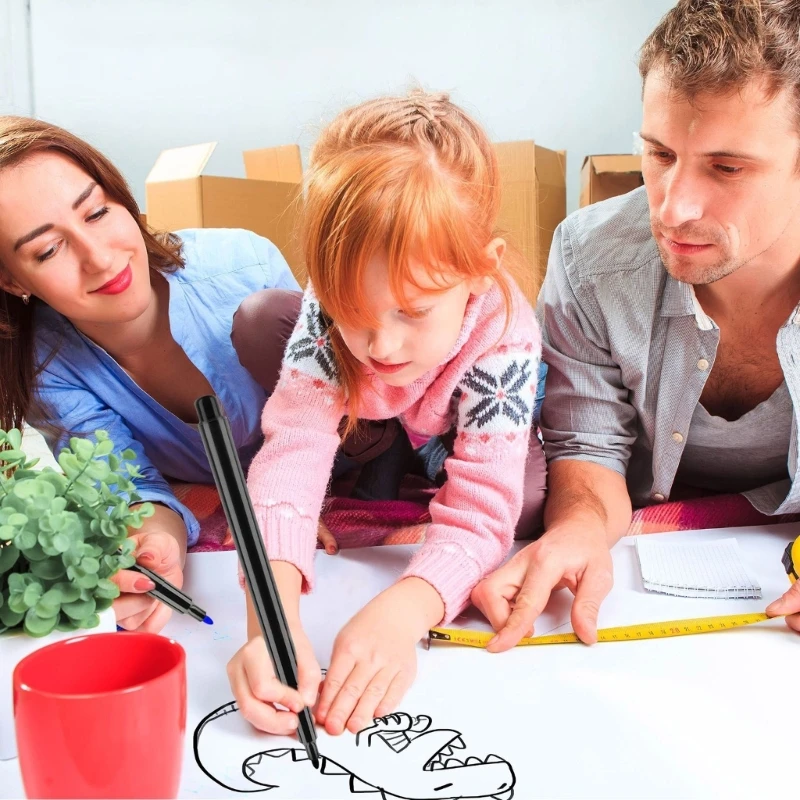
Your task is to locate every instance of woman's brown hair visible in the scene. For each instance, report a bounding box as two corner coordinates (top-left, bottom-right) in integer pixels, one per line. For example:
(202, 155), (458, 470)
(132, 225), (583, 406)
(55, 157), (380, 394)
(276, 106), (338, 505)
(0, 116), (185, 432)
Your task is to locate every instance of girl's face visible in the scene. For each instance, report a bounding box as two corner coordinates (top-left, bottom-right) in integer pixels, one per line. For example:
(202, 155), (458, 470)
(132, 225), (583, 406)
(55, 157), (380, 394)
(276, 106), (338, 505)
(0, 151), (151, 326)
(337, 249), (495, 387)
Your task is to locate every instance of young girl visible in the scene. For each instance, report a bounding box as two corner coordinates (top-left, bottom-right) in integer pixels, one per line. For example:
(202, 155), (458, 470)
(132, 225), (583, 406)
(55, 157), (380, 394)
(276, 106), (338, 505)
(227, 90), (546, 737)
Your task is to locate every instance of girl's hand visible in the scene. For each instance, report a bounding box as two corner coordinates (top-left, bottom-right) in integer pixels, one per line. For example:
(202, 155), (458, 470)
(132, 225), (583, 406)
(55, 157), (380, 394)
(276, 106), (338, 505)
(316, 577), (444, 736)
(227, 619), (322, 735)
(317, 519), (339, 555)
(228, 561), (322, 735)
(112, 505), (187, 632)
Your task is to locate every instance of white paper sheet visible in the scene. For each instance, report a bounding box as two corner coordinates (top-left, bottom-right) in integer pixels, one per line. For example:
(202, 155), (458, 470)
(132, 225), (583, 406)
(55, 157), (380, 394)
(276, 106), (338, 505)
(2, 524), (798, 800)
(635, 537), (762, 598)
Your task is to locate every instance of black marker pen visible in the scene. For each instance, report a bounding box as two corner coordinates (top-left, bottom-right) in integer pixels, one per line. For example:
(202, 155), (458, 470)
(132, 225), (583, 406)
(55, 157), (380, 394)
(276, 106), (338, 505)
(195, 395), (320, 769)
(128, 560), (212, 625)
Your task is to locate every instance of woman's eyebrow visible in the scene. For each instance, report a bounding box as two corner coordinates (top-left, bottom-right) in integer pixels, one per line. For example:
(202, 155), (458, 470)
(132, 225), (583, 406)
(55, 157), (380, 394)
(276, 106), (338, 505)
(13, 182), (98, 252)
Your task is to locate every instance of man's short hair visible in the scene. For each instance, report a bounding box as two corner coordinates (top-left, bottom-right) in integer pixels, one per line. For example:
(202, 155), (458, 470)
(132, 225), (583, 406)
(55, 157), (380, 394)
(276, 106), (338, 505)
(639, 0), (800, 126)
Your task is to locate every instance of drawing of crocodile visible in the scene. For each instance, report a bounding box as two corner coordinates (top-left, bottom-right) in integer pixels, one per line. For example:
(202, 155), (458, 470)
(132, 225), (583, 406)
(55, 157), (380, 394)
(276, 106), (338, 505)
(194, 701), (516, 800)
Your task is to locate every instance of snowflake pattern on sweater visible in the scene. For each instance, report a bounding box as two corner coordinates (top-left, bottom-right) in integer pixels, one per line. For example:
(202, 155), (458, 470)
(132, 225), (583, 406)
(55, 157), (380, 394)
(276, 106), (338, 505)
(455, 341), (538, 435)
(285, 293), (339, 383)
(248, 280), (544, 623)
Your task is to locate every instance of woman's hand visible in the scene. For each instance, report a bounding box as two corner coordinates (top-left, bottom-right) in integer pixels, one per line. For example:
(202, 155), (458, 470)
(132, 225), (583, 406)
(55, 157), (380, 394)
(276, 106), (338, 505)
(315, 577), (444, 736)
(227, 561), (323, 735)
(112, 505), (187, 633)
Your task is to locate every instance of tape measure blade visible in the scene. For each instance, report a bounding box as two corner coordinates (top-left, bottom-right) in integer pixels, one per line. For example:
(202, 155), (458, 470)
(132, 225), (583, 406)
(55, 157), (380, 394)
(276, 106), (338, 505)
(428, 613), (772, 650)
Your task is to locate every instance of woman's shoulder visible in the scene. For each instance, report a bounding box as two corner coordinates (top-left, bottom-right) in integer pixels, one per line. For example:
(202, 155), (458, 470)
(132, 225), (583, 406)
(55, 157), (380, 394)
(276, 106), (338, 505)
(172, 228), (298, 290)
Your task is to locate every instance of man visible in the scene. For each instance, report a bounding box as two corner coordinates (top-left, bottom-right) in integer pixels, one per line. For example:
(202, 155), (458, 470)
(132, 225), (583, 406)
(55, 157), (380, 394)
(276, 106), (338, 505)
(472, 0), (800, 649)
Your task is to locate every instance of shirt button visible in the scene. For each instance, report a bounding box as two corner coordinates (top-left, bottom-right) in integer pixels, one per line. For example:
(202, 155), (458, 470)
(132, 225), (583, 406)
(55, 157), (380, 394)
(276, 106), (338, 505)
(697, 358), (709, 371)
(672, 432), (684, 443)
(652, 493), (666, 502)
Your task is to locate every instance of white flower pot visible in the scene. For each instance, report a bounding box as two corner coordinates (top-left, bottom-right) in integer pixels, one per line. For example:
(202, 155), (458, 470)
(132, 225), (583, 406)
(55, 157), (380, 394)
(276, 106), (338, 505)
(0, 607), (117, 761)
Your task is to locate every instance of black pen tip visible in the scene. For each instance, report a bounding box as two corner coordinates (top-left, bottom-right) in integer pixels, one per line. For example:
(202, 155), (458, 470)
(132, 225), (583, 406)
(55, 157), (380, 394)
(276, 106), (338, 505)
(203, 615), (214, 625)
(307, 742), (320, 770)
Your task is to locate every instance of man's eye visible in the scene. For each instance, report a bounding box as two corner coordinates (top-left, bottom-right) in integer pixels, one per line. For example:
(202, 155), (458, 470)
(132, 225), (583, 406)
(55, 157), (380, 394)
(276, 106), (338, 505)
(715, 164), (743, 175)
(648, 148), (673, 163)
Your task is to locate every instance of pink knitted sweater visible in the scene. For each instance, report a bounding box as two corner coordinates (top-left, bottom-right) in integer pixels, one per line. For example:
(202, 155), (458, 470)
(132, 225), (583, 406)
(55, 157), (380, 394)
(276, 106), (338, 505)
(246, 280), (542, 623)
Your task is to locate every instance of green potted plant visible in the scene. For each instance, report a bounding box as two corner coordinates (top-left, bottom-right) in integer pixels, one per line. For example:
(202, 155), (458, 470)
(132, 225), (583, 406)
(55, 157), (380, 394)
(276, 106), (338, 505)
(0, 428), (154, 761)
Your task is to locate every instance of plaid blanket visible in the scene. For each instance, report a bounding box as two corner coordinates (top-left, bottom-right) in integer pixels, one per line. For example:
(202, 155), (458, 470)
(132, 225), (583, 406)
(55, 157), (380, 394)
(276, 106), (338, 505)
(178, 479), (800, 554)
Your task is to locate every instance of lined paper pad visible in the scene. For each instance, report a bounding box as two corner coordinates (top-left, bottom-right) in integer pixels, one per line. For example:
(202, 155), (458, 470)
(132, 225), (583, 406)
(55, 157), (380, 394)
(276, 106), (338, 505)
(635, 537), (762, 599)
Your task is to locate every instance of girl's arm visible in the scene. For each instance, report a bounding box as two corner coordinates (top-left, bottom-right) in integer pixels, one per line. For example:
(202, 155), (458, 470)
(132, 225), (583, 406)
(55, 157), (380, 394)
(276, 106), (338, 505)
(402, 345), (542, 623)
(245, 288), (346, 591)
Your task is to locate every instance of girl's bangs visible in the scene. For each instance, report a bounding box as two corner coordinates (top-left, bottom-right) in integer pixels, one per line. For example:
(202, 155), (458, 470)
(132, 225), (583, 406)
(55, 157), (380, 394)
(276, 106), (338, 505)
(315, 156), (486, 330)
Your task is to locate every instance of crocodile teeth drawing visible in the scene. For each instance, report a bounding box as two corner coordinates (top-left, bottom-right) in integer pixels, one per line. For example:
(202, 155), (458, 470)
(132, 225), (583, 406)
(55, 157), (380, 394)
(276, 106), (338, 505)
(194, 702), (516, 800)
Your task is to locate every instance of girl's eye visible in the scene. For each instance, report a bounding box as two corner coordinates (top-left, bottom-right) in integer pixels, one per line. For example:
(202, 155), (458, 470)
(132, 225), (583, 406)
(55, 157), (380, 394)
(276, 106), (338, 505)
(87, 206), (110, 222)
(35, 242), (60, 263)
(400, 307), (432, 320)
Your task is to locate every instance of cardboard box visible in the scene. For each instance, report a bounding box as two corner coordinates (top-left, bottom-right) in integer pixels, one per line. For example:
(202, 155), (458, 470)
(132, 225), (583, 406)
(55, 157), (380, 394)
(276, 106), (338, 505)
(494, 140), (566, 304)
(145, 142), (303, 279)
(580, 154), (643, 208)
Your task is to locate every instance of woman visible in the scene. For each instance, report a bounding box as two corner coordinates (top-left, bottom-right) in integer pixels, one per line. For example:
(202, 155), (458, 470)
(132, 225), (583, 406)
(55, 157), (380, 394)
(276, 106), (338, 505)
(0, 116), (301, 632)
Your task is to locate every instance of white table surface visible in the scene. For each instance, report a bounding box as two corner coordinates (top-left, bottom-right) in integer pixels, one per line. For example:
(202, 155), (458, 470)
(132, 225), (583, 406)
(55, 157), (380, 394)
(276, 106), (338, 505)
(3, 522), (798, 799)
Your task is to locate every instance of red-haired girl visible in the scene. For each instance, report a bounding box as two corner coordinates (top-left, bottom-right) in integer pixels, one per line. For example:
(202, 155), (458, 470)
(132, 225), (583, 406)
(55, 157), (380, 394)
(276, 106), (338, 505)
(228, 90), (547, 737)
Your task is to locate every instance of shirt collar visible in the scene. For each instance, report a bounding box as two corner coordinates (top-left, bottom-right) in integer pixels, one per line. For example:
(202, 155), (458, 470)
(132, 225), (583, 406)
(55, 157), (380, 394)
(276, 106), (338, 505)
(659, 273), (715, 330)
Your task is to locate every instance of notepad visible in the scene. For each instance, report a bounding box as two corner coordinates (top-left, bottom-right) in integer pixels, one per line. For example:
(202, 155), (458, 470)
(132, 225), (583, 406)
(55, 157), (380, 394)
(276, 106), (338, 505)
(634, 537), (762, 599)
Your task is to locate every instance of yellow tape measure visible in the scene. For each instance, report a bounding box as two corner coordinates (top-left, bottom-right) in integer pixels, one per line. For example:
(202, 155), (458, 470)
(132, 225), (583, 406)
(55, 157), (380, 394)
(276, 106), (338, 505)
(430, 535), (799, 650)
(429, 612), (773, 649)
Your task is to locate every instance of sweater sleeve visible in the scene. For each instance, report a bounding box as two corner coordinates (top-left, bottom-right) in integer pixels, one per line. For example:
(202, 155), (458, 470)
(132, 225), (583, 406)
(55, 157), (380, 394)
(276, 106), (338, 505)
(246, 287), (346, 592)
(402, 336), (541, 622)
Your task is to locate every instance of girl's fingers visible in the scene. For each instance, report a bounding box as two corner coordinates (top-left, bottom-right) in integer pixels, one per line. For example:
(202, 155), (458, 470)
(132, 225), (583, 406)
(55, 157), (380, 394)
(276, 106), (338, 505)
(346, 667), (398, 734)
(373, 670), (415, 720)
(242, 646), (304, 713)
(231, 659), (300, 736)
(316, 651), (356, 725)
(317, 522), (339, 555)
(323, 662), (376, 736)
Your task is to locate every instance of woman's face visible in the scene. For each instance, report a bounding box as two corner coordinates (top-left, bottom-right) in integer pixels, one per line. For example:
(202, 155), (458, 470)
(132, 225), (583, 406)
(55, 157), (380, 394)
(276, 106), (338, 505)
(0, 151), (151, 325)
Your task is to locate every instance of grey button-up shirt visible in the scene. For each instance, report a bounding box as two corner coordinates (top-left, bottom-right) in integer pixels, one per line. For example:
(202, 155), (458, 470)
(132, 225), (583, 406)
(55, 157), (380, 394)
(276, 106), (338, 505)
(537, 186), (800, 514)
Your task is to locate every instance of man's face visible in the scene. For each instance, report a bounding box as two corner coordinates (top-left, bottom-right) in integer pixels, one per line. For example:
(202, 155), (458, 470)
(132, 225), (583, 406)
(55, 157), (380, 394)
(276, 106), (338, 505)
(641, 68), (800, 285)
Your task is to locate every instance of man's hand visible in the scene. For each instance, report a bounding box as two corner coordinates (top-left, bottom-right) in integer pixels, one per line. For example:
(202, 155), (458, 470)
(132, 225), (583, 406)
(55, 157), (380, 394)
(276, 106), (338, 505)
(766, 579), (800, 633)
(471, 524), (614, 652)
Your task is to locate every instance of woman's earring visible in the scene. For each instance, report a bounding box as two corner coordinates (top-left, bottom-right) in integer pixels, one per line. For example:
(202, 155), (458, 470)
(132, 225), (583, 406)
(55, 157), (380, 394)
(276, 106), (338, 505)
(21, 294), (29, 305)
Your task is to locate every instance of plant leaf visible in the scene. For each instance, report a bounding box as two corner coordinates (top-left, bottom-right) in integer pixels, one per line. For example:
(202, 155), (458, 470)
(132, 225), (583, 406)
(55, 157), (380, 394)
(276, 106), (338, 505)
(0, 542), (20, 572)
(62, 596), (96, 621)
(24, 608), (59, 637)
(29, 557), (66, 580)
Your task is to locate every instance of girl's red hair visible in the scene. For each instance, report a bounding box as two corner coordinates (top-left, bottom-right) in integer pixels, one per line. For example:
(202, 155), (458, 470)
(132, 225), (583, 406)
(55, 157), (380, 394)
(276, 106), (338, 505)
(301, 90), (521, 430)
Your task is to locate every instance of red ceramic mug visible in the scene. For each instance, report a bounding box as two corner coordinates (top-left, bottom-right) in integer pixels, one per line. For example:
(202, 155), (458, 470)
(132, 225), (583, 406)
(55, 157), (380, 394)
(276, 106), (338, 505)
(13, 632), (186, 799)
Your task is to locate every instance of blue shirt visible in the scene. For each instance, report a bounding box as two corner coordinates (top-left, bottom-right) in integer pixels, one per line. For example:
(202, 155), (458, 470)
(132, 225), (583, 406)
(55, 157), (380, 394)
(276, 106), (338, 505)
(33, 228), (300, 546)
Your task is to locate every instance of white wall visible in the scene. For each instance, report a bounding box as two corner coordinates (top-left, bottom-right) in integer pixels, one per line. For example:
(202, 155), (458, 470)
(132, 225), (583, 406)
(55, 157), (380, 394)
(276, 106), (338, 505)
(0, 0), (33, 116)
(28, 0), (675, 211)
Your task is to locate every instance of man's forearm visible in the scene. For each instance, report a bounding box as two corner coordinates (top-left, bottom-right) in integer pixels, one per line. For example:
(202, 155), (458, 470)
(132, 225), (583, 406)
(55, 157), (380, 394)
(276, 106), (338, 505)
(543, 459), (632, 546)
